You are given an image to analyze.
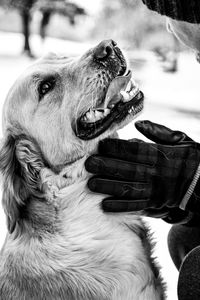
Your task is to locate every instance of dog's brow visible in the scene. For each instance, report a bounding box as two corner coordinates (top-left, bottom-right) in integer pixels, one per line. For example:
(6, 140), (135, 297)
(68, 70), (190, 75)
(31, 72), (61, 85)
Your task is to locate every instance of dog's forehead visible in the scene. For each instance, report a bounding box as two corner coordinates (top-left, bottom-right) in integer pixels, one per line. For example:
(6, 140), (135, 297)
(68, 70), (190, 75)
(35, 53), (76, 67)
(20, 54), (78, 81)
(5, 52), (80, 105)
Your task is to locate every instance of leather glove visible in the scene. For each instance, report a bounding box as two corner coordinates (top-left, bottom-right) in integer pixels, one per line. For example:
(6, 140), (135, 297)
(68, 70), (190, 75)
(85, 121), (200, 223)
(134, 121), (200, 224)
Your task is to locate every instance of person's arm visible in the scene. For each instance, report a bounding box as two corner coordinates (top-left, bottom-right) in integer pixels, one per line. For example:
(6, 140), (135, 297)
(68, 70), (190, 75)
(85, 121), (200, 224)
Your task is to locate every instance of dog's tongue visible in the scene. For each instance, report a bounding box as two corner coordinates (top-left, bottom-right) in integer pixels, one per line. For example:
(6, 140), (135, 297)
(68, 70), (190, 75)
(97, 71), (132, 109)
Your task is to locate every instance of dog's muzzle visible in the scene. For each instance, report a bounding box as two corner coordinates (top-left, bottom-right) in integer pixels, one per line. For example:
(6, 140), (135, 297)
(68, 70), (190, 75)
(75, 40), (144, 140)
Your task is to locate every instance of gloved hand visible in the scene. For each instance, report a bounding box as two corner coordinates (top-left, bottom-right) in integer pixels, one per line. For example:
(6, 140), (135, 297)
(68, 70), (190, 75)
(134, 121), (200, 224)
(85, 121), (200, 223)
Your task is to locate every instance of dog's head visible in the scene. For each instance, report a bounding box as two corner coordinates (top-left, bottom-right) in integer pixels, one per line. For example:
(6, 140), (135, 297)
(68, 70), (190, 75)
(0, 40), (144, 233)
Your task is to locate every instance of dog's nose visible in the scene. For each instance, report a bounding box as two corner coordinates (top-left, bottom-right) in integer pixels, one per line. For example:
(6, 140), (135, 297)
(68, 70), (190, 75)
(94, 40), (117, 59)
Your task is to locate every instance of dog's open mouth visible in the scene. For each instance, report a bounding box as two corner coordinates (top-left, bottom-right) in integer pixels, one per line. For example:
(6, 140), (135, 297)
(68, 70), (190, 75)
(76, 65), (144, 140)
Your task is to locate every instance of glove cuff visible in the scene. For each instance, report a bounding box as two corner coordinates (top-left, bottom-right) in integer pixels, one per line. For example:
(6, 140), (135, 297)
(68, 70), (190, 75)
(179, 163), (200, 211)
(163, 210), (194, 225)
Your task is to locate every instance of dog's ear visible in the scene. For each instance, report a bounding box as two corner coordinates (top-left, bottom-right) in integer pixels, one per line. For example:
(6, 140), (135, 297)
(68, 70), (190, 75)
(0, 134), (44, 234)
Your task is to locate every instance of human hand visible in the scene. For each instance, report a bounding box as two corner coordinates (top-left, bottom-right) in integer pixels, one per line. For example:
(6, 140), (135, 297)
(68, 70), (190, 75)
(85, 121), (200, 222)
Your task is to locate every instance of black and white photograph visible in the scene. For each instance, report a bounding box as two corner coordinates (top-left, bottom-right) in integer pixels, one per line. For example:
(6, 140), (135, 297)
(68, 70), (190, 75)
(0, 1), (200, 299)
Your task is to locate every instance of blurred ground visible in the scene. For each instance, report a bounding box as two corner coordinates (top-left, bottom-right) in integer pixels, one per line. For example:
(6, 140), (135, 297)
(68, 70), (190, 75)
(0, 32), (200, 300)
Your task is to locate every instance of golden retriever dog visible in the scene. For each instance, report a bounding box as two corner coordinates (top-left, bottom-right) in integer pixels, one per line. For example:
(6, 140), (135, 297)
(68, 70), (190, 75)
(0, 40), (165, 300)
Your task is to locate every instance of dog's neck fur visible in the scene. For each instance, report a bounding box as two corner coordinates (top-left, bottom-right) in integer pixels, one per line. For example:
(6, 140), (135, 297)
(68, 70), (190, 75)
(2, 152), (165, 300)
(17, 156), (88, 236)
(41, 156), (87, 201)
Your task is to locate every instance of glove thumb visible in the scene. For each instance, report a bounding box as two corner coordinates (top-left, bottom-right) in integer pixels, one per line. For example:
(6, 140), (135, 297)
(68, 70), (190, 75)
(135, 120), (193, 145)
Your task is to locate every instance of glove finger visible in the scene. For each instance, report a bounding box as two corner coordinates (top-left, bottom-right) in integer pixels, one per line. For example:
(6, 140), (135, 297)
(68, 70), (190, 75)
(135, 120), (193, 144)
(85, 155), (155, 180)
(102, 197), (149, 212)
(98, 138), (158, 165)
(128, 138), (146, 143)
(88, 177), (151, 199)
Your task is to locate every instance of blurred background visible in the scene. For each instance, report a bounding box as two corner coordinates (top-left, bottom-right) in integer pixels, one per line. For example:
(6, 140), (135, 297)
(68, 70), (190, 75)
(0, 0), (182, 56)
(0, 1), (200, 299)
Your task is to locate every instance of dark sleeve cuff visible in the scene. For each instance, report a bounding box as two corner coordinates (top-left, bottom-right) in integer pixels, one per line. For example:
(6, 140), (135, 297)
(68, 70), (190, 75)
(163, 209), (193, 225)
(163, 210), (200, 227)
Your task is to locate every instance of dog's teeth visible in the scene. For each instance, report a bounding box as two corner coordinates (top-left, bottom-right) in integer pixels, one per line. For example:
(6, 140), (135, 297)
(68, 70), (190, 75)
(120, 91), (130, 102)
(94, 110), (104, 120)
(125, 80), (132, 92)
(103, 108), (110, 116)
(129, 90), (134, 98)
(129, 89), (137, 98)
(120, 85), (140, 103)
(85, 109), (95, 122)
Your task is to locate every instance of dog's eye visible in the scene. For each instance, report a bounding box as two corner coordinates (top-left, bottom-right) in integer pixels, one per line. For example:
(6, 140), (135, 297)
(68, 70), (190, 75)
(38, 79), (55, 99)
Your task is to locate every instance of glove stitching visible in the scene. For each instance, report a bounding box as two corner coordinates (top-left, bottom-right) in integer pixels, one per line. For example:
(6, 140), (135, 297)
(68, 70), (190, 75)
(179, 163), (200, 210)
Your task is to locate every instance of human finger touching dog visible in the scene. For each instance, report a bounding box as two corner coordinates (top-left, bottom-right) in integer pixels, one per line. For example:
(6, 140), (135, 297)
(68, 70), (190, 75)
(86, 120), (200, 213)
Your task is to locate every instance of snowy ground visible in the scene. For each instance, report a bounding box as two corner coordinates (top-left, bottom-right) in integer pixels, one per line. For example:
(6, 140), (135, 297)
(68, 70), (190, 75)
(0, 32), (200, 299)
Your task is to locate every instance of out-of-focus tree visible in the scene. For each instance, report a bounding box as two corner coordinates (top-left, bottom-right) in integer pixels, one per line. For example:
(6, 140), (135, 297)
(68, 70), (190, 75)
(0, 0), (86, 57)
(35, 0), (86, 39)
(92, 0), (174, 50)
(0, 0), (36, 55)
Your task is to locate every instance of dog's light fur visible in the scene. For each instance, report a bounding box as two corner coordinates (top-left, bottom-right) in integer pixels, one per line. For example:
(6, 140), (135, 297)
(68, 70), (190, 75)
(0, 45), (165, 300)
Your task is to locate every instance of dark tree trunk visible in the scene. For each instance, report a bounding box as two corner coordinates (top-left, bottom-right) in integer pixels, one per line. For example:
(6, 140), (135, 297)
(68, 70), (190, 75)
(40, 11), (51, 40)
(21, 10), (33, 56)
